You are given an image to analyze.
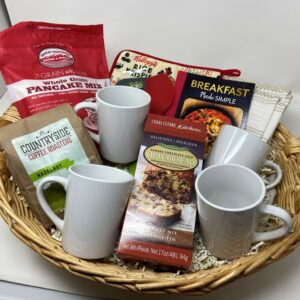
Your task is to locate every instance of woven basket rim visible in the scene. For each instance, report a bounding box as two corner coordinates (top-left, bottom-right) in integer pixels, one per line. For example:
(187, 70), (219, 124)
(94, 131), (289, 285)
(0, 106), (300, 295)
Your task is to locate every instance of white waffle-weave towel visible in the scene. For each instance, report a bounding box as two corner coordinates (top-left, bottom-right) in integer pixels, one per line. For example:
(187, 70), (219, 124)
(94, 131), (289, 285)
(225, 77), (292, 142)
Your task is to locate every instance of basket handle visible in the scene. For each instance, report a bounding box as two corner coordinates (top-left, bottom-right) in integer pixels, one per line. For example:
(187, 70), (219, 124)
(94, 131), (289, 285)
(36, 176), (68, 231)
(262, 160), (282, 190)
(252, 204), (292, 242)
(74, 102), (100, 143)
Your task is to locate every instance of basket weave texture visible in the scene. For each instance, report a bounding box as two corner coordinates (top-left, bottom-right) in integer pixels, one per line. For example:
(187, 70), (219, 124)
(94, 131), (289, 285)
(0, 106), (300, 295)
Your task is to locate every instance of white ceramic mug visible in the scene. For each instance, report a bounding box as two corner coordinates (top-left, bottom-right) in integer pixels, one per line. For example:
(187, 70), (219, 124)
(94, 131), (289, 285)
(36, 164), (133, 259)
(195, 164), (292, 260)
(74, 86), (151, 164)
(205, 125), (282, 190)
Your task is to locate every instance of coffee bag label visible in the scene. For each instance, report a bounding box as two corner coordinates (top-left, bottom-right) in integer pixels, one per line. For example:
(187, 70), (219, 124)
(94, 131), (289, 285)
(12, 118), (89, 186)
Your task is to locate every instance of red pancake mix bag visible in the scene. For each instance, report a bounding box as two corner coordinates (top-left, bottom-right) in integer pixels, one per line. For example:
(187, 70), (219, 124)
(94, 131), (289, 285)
(0, 22), (110, 127)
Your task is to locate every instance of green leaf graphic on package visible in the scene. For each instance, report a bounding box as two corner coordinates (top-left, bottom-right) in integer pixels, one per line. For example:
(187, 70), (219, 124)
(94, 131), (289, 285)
(29, 159), (74, 182)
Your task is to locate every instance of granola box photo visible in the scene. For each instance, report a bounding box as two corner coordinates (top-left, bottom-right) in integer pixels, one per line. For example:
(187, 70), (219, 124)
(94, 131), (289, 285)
(118, 114), (206, 268)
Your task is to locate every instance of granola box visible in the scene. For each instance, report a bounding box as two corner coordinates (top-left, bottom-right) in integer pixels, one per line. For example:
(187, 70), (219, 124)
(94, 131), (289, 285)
(118, 114), (206, 268)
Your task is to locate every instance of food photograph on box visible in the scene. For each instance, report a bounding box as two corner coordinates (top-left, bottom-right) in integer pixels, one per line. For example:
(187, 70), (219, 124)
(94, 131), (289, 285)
(0, 1), (299, 299)
(118, 114), (207, 269)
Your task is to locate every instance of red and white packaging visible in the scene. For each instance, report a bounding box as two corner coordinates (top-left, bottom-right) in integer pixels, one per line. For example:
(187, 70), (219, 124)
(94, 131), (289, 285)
(0, 22), (110, 122)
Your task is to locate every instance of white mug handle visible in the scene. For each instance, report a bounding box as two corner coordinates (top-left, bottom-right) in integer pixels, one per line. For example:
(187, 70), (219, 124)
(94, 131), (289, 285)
(74, 102), (100, 143)
(252, 204), (292, 242)
(36, 176), (68, 231)
(262, 160), (282, 190)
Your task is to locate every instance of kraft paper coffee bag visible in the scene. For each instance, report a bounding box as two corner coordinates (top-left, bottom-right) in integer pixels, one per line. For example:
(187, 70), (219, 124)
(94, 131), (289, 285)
(0, 104), (102, 227)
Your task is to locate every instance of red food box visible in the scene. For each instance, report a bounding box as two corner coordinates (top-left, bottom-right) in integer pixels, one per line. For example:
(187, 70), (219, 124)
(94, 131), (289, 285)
(118, 114), (206, 269)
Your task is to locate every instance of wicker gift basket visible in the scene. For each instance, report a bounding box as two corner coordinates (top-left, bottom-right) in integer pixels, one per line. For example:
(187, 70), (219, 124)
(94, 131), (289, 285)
(0, 105), (300, 296)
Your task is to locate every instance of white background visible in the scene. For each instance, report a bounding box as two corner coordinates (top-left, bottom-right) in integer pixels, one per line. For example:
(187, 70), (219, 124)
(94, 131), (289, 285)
(0, 0), (300, 299)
